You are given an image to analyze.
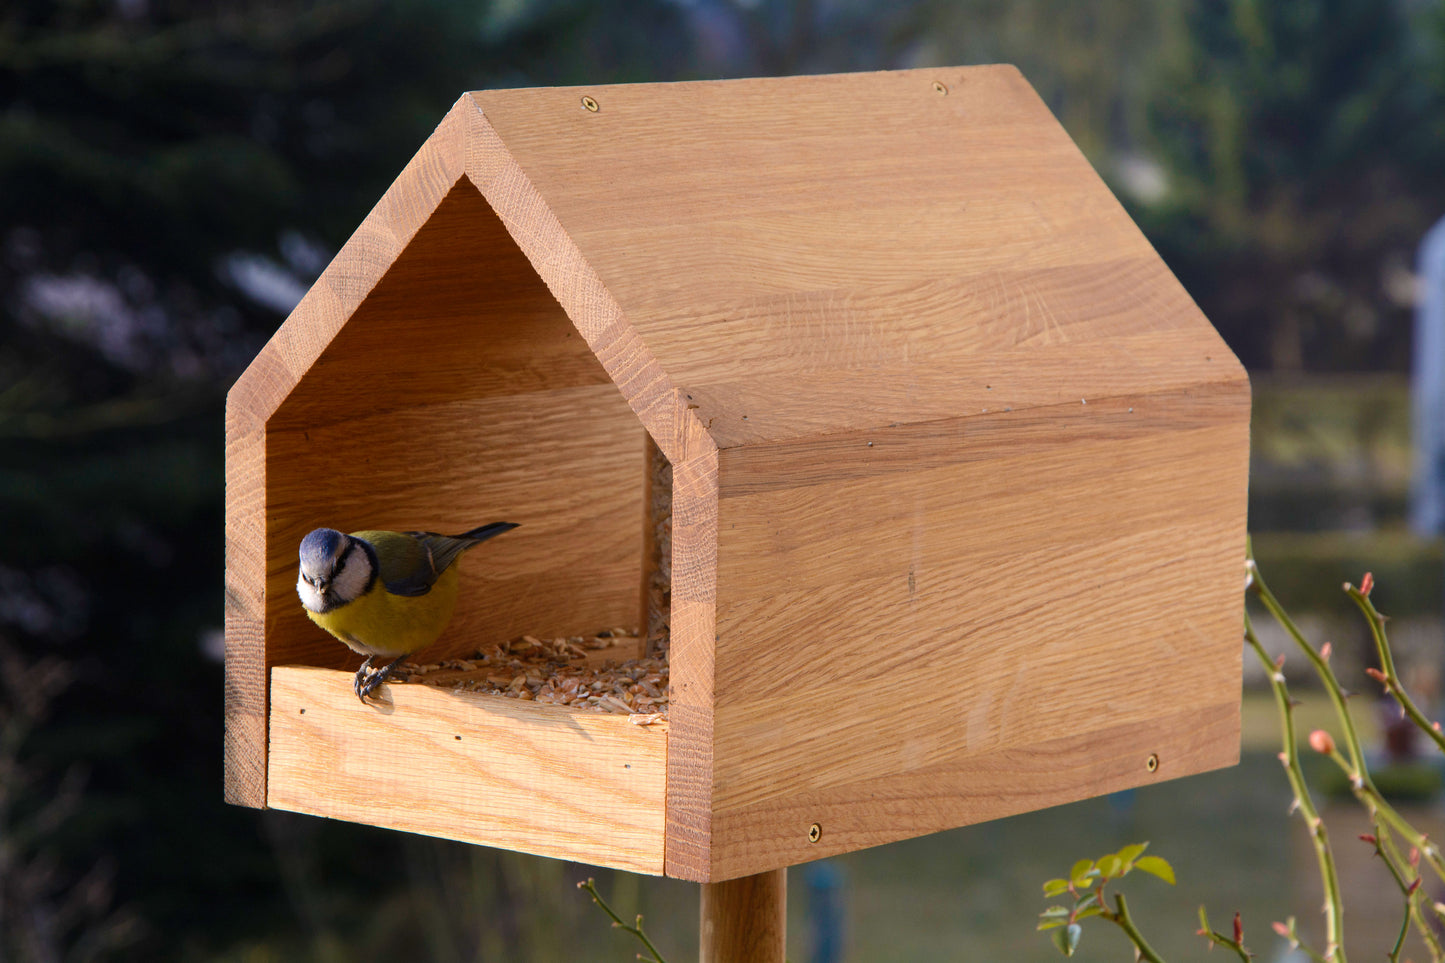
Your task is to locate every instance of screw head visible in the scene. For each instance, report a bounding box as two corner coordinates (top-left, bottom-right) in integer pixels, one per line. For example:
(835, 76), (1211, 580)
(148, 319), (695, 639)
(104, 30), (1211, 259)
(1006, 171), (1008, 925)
(581, 95), (599, 112)
(932, 80), (948, 95)
(808, 823), (822, 843)
(1146, 753), (1160, 773)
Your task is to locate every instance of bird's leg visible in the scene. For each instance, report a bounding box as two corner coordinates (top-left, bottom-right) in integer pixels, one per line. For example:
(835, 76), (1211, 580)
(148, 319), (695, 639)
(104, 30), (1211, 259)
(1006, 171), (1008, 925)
(357, 655), (408, 702)
(353, 655), (377, 703)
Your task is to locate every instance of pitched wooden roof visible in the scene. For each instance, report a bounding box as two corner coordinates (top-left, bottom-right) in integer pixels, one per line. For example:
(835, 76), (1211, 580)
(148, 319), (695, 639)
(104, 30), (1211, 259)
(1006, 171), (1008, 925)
(232, 65), (1243, 461)
(466, 66), (1241, 451)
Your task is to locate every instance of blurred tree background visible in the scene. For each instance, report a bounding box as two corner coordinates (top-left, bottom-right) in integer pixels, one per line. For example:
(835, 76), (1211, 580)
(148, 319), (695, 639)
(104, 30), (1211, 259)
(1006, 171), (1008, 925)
(2, 0), (1444, 960)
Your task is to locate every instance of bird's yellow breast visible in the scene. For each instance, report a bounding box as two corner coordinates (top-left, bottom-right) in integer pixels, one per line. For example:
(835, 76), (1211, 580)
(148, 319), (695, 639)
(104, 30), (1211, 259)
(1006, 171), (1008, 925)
(306, 564), (461, 658)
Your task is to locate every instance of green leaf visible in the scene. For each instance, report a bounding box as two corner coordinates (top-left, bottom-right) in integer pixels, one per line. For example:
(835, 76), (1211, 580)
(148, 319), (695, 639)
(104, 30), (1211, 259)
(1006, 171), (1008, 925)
(1096, 854), (1123, 879)
(1135, 855), (1176, 885)
(1043, 878), (1070, 897)
(1198, 906), (1210, 932)
(1040, 905), (1071, 920)
(1116, 842), (1149, 868)
(1069, 859), (1095, 887)
(1076, 893), (1099, 912)
(1051, 923), (1081, 956)
(1038, 917), (1068, 931)
(1076, 905), (1104, 921)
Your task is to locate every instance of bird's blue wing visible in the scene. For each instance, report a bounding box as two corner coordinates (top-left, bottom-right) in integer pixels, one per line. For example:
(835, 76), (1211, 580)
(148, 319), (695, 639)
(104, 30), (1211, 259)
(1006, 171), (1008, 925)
(352, 525), (516, 598)
(351, 529), (442, 597)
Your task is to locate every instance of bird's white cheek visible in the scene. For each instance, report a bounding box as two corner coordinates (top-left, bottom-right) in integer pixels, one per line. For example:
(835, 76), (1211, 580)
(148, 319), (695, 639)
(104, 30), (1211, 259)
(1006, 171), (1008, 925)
(333, 557), (372, 602)
(297, 578), (323, 613)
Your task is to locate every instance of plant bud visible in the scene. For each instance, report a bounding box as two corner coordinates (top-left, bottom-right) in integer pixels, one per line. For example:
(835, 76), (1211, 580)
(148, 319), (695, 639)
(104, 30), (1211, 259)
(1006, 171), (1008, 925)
(1309, 730), (1335, 755)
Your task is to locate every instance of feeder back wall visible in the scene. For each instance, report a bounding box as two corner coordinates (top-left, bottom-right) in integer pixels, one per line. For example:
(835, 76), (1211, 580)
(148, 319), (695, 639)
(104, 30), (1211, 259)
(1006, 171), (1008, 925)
(225, 65), (1251, 884)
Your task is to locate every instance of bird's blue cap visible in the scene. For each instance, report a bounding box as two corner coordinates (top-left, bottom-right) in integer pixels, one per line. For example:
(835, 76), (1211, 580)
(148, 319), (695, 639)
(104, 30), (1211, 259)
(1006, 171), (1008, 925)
(299, 527), (346, 569)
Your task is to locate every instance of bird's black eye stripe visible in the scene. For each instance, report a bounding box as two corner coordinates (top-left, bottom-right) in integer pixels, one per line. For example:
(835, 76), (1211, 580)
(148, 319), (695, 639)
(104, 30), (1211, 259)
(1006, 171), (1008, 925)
(335, 539), (357, 575)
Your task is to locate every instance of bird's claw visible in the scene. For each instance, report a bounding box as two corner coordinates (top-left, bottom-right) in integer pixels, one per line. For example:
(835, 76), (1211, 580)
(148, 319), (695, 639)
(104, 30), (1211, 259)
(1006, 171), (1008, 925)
(354, 656), (402, 704)
(353, 656), (375, 703)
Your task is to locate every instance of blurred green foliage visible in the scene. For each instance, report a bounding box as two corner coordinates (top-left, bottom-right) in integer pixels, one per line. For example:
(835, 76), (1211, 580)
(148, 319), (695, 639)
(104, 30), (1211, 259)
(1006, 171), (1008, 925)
(1140, 0), (1445, 372)
(2, 0), (1443, 959)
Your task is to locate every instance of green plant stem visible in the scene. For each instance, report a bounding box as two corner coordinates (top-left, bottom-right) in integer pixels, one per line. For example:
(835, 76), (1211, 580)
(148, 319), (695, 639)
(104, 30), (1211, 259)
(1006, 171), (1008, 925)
(1344, 769), (1432, 868)
(1315, 748), (1445, 961)
(1345, 584), (1445, 756)
(1252, 554), (1445, 962)
(1245, 617), (1346, 963)
(1367, 828), (1415, 963)
(577, 878), (667, 963)
(1106, 893), (1167, 963)
(1200, 930), (1253, 962)
(1249, 564), (1370, 781)
(1374, 827), (1435, 960)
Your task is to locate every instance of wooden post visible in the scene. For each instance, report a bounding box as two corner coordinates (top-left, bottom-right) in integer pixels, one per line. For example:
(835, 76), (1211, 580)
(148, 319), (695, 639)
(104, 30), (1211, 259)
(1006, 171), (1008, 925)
(700, 869), (786, 963)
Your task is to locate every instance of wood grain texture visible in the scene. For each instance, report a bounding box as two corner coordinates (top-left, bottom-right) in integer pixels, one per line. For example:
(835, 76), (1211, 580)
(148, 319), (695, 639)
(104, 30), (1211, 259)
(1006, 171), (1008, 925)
(462, 95), (706, 469)
(664, 421), (720, 880)
(700, 869), (787, 963)
(468, 66), (1240, 450)
(224, 401), (267, 807)
(265, 384), (644, 673)
(224, 98), (472, 807)
(711, 705), (1238, 875)
(702, 378), (1250, 879)
(268, 666), (668, 873)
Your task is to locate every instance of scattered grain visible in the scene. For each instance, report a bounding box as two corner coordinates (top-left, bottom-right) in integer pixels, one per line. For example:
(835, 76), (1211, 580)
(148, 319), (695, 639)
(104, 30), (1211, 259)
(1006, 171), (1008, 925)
(398, 630), (668, 718)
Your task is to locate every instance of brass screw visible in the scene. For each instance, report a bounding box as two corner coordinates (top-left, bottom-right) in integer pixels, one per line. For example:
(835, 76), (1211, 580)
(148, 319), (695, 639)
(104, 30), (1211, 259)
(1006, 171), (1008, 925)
(581, 95), (599, 112)
(1146, 753), (1160, 773)
(932, 80), (948, 95)
(808, 823), (822, 843)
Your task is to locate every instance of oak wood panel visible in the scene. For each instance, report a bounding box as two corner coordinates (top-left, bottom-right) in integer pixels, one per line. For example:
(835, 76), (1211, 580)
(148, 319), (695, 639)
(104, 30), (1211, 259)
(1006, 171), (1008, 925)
(680, 333), (1240, 450)
(566, 191), (1151, 313)
(700, 869), (787, 963)
(706, 703), (1239, 880)
(463, 101), (704, 470)
(268, 666), (667, 874)
(470, 68), (1074, 239)
(469, 66), (1224, 448)
(712, 382), (1248, 497)
(640, 257), (1205, 384)
(224, 405), (267, 807)
(264, 385), (645, 671)
(714, 392), (1247, 600)
(702, 382), (1249, 878)
(711, 523), (1240, 811)
(664, 423), (720, 881)
(224, 98), (472, 807)
(269, 180), (610, 434)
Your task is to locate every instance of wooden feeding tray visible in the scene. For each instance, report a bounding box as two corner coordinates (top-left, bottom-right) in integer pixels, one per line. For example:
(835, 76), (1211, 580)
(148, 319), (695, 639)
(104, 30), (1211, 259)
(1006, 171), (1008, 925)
(225, 65), (1251, 884)
(267, 631), (673, 873)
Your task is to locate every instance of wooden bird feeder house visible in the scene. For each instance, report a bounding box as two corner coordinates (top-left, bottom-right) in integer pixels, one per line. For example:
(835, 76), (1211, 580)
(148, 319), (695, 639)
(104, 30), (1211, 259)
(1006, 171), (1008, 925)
(225, 66), (1251, 886)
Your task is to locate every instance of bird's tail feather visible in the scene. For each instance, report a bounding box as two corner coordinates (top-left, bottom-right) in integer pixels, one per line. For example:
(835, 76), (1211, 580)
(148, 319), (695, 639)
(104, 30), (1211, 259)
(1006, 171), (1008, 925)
(456, 521), (519, 543)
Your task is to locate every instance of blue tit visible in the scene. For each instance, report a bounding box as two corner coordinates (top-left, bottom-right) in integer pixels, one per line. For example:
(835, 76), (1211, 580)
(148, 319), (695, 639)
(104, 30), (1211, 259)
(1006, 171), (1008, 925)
(296, 522), (518, 702)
